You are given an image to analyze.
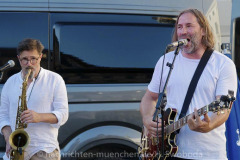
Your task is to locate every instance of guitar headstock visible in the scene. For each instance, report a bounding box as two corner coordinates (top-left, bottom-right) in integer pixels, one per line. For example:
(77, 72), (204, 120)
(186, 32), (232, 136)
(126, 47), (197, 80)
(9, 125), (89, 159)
(209, 90), (235, 113)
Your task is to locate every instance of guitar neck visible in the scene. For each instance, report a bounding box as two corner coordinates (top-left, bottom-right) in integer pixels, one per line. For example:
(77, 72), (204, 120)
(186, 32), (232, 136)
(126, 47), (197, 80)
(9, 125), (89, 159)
(165, 105), (211, 135)
(163, 92), (233, 135)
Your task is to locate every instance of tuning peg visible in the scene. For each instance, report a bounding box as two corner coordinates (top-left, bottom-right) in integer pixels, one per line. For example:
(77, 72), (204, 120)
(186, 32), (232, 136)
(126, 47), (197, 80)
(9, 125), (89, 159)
(231, 97), (236, 102)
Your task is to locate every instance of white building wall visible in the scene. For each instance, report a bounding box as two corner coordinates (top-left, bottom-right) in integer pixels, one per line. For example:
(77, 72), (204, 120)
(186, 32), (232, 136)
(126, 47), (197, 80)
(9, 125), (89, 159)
(205, 0), (222, 51)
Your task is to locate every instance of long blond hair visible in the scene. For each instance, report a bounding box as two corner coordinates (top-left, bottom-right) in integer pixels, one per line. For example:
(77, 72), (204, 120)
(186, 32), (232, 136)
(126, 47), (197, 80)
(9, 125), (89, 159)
(172, 9), (215, 49)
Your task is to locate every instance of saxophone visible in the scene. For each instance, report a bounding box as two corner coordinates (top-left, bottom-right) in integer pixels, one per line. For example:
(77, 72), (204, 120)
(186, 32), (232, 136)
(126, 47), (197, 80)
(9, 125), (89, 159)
(9, 69), (32, 160)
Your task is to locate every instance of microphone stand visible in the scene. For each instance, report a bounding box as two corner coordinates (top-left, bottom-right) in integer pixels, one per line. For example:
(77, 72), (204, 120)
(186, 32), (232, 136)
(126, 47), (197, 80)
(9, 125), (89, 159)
(152, 46), (180, 160)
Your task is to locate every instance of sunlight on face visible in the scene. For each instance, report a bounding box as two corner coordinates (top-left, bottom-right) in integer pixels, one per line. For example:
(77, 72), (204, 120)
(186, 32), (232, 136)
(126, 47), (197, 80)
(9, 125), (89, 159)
(177, 12), (204, 54)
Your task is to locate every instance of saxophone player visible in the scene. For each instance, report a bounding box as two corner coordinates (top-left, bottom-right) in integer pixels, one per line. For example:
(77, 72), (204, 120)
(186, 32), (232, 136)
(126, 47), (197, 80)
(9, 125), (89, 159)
(0, 39), (69, 160)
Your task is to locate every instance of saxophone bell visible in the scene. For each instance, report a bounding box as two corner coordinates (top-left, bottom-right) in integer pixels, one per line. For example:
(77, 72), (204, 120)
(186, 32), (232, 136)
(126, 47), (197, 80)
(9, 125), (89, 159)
(9, 129), (30, 150)
(9, 129), (30, 159)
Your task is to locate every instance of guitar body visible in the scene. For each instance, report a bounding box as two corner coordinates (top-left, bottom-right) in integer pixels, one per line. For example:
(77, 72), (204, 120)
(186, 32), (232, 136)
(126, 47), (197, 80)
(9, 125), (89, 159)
(139, 108), (178, 160)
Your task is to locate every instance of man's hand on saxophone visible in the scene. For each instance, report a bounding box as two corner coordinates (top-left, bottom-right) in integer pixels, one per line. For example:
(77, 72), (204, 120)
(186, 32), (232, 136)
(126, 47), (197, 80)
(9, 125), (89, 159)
(21, 110), (59, 124)
(21, 110), (41, 123)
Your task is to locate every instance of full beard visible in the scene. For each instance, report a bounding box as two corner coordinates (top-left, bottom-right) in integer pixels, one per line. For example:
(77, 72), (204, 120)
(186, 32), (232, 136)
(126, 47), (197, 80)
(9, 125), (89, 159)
(180, 34), (201, 54)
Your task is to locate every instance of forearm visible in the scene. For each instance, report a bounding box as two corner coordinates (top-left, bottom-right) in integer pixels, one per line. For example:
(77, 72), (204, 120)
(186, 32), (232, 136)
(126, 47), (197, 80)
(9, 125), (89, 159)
(140, 90), (158, 120)
(209, 109), (230, 131)
(39, 113), (58, 124)
(1, 126), (12, 142)
(140, 90), (162, 136)
(208, 95), (231, 131)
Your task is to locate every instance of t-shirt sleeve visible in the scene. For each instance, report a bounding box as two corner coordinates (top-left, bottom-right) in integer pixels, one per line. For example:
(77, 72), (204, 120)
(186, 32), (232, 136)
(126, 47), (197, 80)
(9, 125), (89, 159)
(148, 56), (165, 93)
(215, 58), (238, 97)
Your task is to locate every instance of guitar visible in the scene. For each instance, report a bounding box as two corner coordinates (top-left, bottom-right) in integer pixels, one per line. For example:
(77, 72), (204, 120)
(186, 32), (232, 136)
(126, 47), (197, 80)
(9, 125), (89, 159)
(139, 91), (235, 160)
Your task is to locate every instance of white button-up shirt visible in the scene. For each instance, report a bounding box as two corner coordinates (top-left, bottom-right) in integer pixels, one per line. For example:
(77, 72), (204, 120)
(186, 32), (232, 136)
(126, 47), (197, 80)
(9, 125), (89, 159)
(0, 68), (68, 160)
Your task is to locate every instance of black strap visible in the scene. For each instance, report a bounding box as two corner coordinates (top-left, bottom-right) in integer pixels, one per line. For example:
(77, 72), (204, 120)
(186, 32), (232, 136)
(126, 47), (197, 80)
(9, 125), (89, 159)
(178, 48), (213, 120)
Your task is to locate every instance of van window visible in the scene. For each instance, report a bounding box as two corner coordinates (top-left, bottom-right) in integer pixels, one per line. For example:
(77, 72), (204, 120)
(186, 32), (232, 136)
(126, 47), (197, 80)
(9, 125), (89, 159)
(54, 21), (174, 84)
(0, 12), (48, 83)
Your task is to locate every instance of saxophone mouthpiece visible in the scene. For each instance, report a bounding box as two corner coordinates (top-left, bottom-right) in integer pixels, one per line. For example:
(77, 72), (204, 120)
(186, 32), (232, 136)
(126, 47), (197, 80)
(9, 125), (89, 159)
(28, 69), (32, 74)
(24, 68), (33, 82)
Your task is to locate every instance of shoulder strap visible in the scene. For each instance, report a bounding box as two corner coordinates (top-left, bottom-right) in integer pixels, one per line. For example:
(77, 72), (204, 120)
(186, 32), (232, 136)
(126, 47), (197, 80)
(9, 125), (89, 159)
(178, 48), (214, 120)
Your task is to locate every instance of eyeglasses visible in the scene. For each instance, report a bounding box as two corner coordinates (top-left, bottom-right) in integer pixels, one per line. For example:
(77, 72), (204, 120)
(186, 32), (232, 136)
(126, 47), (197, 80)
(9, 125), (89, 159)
(20, 56), (40, 65)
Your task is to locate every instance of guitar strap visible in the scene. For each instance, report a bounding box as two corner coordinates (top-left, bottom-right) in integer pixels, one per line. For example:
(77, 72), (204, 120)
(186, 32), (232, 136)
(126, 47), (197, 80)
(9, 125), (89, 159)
(178, 48), (214, 121)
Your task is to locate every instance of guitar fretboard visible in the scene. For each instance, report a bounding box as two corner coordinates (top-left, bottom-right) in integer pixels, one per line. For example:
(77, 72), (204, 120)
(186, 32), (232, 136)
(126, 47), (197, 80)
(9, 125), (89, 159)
(164, 105), (211, 135)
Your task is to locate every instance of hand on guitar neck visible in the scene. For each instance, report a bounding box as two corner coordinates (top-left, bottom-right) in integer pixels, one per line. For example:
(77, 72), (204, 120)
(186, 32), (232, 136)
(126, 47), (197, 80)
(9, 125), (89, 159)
(188, 106), (231, 133)
(187, 108), (211, 133)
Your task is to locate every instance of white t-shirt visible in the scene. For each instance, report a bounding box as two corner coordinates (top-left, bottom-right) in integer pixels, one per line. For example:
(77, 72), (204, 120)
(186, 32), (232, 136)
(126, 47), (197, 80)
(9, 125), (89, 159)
(148, 50), (237, 160)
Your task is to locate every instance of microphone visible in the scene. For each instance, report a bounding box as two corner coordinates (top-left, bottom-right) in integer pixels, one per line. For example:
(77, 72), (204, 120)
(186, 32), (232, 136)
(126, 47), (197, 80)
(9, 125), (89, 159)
(167, 39), (188, 49)
(0, 60), (15, 72)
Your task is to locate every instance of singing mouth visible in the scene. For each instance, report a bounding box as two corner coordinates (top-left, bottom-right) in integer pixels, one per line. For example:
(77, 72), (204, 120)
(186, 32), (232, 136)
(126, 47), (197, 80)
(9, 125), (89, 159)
(184, 38), (191, 47)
